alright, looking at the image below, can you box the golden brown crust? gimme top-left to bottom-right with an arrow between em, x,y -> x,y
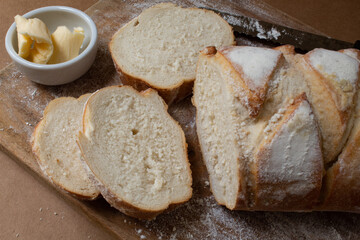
319,137 -> 360,213
304,51 -> 357,122
233,156 -> 247,210
79,85 -> 192,219
113,63 -> 194,105
320,157 -> 360,212
320,74 -> 360,211
273,45 -> 295,55
339,48 -> 360,61
299,55 -> 349,164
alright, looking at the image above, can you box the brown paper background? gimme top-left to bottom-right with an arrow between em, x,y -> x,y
0,0 -> 359,239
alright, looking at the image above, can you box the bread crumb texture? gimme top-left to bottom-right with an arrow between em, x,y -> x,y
79,86 -> 192,214
32,94 -> 99,199
110,3 -> 234,88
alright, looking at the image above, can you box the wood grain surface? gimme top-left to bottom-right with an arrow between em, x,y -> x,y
1,0 -> 359,239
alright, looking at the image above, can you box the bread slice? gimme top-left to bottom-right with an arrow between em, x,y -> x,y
193,46 -> 246,209
299,48 -> 360,164
320,49 -> 360,211
109,3 -> 235,104
32,94 -> 100,200
78,86 -> 192,219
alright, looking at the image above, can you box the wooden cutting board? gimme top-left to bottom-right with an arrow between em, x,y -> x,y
1,0 -> 359,239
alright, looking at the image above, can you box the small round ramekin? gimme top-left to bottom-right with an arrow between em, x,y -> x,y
5,6 -> 98,85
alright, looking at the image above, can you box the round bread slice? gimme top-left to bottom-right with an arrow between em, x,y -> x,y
78,86 -> 192,219
109,3 -> 235,104
32,94 -> 100,200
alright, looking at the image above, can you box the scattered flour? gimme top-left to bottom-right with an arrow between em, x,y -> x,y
223,14 -> 281,40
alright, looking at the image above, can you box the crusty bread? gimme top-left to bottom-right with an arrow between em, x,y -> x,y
320,49 -> 360,211
78,86 -> 192,219
32,94 -> 100,200
194,45 -> 322,210
252,94 -> 323,210
109,3 -> 235,104
194,45 -> 360,212
321,91 -> 360,211
299,48 -> 359,164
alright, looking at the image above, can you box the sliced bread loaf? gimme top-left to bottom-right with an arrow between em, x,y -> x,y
32,94 -> 100,200
193,46 -> 323,210
78,86 -> 192,219
109,3 -> 235,104
193,46 -> 360,212
194,45 -> 360,212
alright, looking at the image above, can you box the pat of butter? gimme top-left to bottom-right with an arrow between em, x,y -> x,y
48,26 -> 85,64
15,15 -> 53,64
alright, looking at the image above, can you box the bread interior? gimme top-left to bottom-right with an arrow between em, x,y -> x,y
79,87 -> 192,210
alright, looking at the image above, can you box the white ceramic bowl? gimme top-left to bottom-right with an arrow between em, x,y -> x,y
5,6 -> 98,85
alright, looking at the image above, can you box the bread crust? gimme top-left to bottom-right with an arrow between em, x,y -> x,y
319,50 -> 360,212
319,128 -> 360,213
78,85 -> 192,219
195,45 -> 360,213
299,50 -> 359,164
109,3 -> 235,105
320,147 -> 360,212
31,95 -> 100,200
251,94 -> 323,210
112,62 -> 194,105
217,46 -> 284,118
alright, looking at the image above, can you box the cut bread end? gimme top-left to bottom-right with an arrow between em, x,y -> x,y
78,86 -> 192,219
194,48 -> 246,210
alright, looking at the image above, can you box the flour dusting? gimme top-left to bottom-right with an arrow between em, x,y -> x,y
223,14 -> 282,40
